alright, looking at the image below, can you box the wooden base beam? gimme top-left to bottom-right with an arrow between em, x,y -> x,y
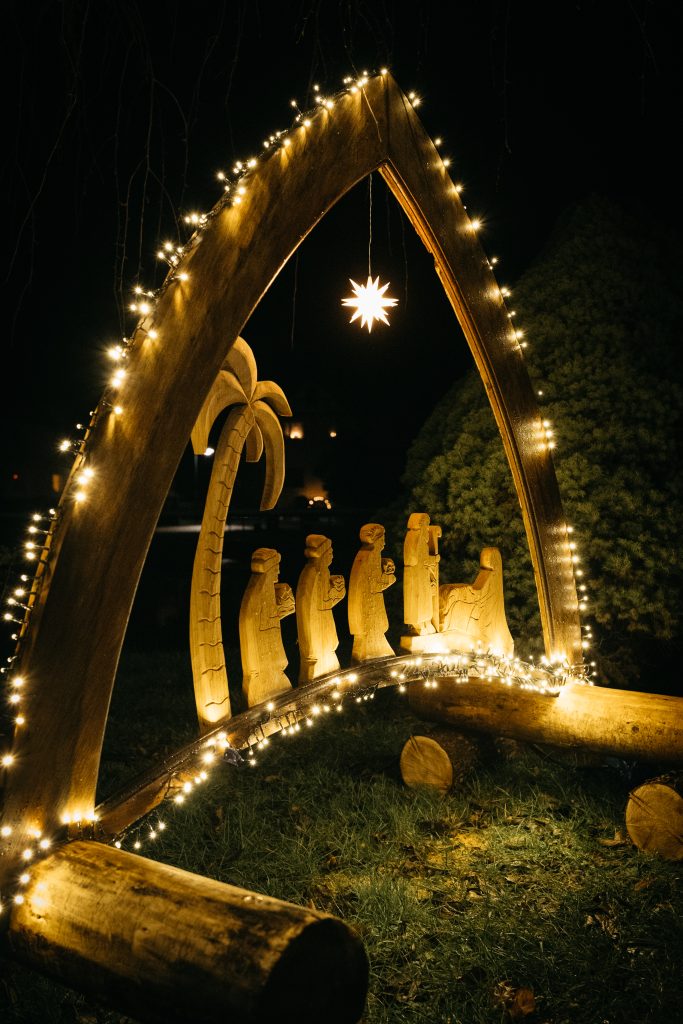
409,680 -> 683,765
5,841 -> 368,1024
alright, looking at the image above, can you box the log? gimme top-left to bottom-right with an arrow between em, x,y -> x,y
400,729 -> 485,793
6,841 -> 368,1024
1,72 -> 581,848
408,679 -> 683,765
625,775 -> 683,861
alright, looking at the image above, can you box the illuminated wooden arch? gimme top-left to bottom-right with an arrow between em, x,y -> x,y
0,73 -> 581,850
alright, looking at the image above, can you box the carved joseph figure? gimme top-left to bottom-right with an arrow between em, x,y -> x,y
403,512 -> 439,635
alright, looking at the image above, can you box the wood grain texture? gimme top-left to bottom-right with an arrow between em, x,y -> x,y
400,735 -> 453,793
6,841 -> 368,1024
438,547 -> 515,657
625,777 -> 683,860
347,523 -> 395,662
240,548 -> 295,708
0,73 -> 581,879
296,535 -> 345,684
400,729 -> 486,793
409,679 -> 683,765
402,513 -> 439,646
189,338 -> 291,731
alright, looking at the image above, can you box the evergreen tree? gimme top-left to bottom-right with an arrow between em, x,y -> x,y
400,198 -> 683,689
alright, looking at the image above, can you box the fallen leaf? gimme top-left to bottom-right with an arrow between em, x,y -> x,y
510,987 -> 536,1019
493,981 -> 536,1019
634,876 -> 655,891
598,829 -> 627,847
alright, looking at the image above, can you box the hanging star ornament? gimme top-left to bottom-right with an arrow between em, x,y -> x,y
342,275 -> 398,332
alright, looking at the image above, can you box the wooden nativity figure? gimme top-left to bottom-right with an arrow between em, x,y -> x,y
296,534 -> 346,683
239,547 -> 296,708
401,512 -> 441,651
438,547 -> 515,657
348,523 -> 396,662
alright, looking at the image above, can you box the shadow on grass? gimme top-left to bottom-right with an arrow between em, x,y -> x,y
2,651 -> 681,1023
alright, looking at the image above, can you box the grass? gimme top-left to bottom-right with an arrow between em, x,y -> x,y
1,649 -> 682,1023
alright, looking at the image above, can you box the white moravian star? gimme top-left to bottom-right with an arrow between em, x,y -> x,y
342,275 -> 398,332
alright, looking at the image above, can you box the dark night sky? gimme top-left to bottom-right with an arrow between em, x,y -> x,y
1,0 -> 681,511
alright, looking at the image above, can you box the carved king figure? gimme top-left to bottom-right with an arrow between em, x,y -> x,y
239,547 -> 295,707
296,534 -> 346,683
348,523 -> 396,662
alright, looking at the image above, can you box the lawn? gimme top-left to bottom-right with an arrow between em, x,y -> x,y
1,649 -> 681,1023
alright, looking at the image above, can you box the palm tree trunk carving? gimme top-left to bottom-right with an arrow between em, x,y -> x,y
189,338 -> 291,732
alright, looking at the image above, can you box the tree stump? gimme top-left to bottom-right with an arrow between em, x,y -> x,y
625,775 -> 683,861
400,729 -> 484,793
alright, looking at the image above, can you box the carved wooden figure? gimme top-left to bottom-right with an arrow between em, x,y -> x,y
189,338 -> 291,731
428,524 -> 442,631
348,523 -> 396,662
239,548 -> 295,708
438,547 -> 515,657
296,534 -> 346,683
401,513 -> 440,650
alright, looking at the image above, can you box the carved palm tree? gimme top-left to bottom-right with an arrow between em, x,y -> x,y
190,337 -> 291,731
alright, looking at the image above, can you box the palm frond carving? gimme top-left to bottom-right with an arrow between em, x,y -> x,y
190,337 -> 291,730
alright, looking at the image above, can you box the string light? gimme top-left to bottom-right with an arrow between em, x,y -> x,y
1,66 -> 597,906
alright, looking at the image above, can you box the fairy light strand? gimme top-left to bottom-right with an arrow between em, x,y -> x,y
1,66 -> 596,908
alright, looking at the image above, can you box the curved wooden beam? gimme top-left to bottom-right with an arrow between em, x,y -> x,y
0,73 -> 580,875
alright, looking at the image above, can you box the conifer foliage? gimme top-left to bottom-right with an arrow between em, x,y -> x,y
401,199 -> 683,688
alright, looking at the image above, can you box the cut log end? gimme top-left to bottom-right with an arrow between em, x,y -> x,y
6,841 -> 368,1024
262,917 -> 368,1024
400,735 -> 453,793
400,730 -> 484,793
625,779 -> 683,861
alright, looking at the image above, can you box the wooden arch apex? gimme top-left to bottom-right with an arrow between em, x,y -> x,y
0,73 -> 581,859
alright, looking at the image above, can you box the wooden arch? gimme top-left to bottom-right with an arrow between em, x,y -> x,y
0,73 -> 581,857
